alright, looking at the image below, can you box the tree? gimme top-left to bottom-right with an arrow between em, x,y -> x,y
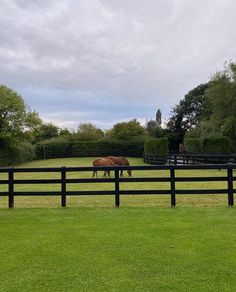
145,120 -> 158,137
194,62 -> 236,141
156,109 -> 162,127
59,128 -> 72,137
0,85 -> 42,144
145,119 -> 166,138
145,109 -> 164,137
109,119 -> 145,140
166,83 -> 209,138
73,123 -> 104,141
35,123 -> 60,142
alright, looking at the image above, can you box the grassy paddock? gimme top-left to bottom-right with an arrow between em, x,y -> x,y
0,207 -> 236,291
1,158 -> 236,290
0,157 -> 234,208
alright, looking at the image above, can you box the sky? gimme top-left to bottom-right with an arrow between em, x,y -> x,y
0,0 -> 236,130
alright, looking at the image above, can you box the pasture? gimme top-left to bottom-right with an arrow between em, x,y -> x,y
0,157 -> 234,208
1,158 -> 236,291
1,207 -> 236,291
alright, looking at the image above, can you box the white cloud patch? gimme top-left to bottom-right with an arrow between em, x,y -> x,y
0,0 -> 236,129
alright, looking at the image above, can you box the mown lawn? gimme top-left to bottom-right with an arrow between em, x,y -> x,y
0,158 -> 236,290
0,207 -> 236,291
0,157 -> 234,208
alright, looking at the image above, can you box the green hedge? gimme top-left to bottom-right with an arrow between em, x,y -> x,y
36,138 -> 145,159
144,138 -> 169,164
0,143 -> 36,166
36,137 -> 71,159
184,138 -> 201,153
71,139 -> 144,157
231,139 -> 236,152
184,137 -> 232,154
201,137 -> 231,154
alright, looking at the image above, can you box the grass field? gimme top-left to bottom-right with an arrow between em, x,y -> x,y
0,158 -> 236,291
0,157 -> 234,208
1,207 -> 236,291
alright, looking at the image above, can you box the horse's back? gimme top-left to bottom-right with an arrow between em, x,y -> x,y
93,157 -> 115,166
107,156 -> 130,166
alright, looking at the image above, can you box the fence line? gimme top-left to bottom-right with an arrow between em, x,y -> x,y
144,153 -> 236,165
0,164 -> 235,208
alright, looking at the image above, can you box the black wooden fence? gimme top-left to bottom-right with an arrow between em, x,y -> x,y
0,164 -> 235,208
144,153 -> 236,165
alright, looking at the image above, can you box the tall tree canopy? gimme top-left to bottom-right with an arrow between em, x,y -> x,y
156,109 -> 162,127
0,85 -> 41,145
166,83 -> 209,138
193,62 -> 236,140
35,123 -> 60,142
146,109 -> 165,138
109,119 -> 145,140
73,123 -> 104,141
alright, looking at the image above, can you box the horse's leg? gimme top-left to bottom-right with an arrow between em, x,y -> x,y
120,170 -> 123,177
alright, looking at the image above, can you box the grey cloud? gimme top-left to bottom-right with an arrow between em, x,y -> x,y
0,0 -> 236,129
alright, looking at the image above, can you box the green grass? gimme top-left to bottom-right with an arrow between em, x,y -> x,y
0,207 -> 236,291
0,158 -> 236,290
0,157 -> 233,208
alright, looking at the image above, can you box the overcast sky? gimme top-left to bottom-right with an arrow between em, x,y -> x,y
1,0 -> 235,130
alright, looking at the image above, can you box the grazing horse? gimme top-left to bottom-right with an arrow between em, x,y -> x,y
92,158 -> 115,178
106,156 -> 131,177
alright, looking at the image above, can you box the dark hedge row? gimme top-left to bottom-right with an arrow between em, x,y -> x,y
144,138 -> 169,164
0,143 -> 36,166
184,137 -> 232,153
36,137 -> 145,159
184,138 -> 201,153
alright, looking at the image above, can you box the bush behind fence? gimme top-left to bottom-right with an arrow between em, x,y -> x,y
36,139 -> 145,160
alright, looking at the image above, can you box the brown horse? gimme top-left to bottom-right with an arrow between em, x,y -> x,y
106,156 -> 131,177
92,158 -> 115,178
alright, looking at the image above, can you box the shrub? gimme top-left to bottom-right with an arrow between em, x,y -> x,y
36,137 -> 71,159
144,138 -> 169,164
35,138 -> 145,159
201,137 -> 231,154
71,139 -> 144,157
231,139 -> 236,152
0,143 -> 36,166
16,143 -> 36,164
184,138 -> 201,153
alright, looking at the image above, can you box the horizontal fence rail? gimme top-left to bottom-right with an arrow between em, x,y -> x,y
0,164 -> 236,208
144,153 -> 236,165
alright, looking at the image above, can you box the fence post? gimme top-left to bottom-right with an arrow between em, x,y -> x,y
227,167 -> 234,207
115,167 -> 120,207
8,167 -> 14,208
61,166 -> 66,207
170,167 -> 176,208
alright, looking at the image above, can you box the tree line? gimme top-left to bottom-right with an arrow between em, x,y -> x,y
0,61 -> 235,164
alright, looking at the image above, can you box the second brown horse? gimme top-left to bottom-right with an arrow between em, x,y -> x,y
106,156 -> 132,177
